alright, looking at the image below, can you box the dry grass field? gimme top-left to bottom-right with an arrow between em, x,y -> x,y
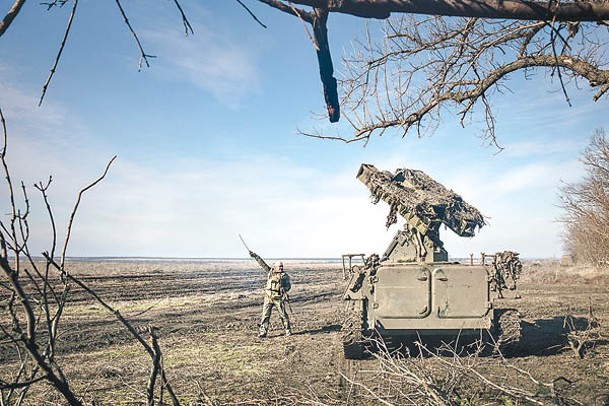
1,258 -> 608,405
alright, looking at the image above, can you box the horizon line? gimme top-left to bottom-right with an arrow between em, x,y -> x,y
19,255 -> 556,262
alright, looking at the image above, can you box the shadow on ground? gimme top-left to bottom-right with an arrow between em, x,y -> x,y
295,324 -> 342,336
519,316 -> 608,357
338,315 -> 609,360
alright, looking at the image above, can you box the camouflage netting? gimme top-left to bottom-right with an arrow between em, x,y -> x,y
357,163 -> 486,237
493,250 -> 523,288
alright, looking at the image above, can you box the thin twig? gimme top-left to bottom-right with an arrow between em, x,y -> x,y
235,0 -> 267,28
60,155 -> 116,270
146,327 -> 161,406
114,0 -> 156,71
43,255 -> 181,405
39,0 -> 78,106
171,0 -> 194,35
549,14 -> 572,107
289,1 -> 317,49
299,130 -> 365,144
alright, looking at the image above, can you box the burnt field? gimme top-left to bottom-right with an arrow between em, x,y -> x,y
1,259 -> 608,405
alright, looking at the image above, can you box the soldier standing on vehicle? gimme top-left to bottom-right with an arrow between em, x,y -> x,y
249,250 -> 291,338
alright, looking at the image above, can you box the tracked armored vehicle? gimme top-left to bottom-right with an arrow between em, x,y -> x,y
342,164 -> 522,359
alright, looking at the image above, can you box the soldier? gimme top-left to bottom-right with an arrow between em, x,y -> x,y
249,250 -> 292,338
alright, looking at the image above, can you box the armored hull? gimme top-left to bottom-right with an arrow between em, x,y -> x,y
342,261 -> 520,359
356,262 -> 493,335
341,164 -> 522,359
343,262 -> 494,339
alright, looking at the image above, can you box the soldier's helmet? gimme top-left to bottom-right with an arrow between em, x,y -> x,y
273,261 -> 284,270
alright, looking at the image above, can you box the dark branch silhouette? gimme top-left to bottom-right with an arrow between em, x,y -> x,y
0,108 -> 180,405
3,1 -> 609,137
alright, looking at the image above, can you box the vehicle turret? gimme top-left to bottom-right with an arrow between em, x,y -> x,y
357,163 -> 485,262
341,163 -> 522,360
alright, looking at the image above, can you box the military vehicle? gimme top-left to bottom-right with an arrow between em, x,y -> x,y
342,164 -> 522,359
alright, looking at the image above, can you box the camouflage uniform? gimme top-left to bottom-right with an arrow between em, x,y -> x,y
250,251 -> 291,337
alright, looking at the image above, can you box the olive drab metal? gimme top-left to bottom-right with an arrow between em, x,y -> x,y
356,163 -> 486,263
341,164 -> 522,359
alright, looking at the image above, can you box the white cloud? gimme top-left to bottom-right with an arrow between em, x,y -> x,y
502,138 -> 584,158
0,79 -> 383,258
0,81 -> 66,133
494,164 -> 555,194
140,18 -> 262,107
0,78 -> 122,255
0,127 -> 580,259
434,159 -> 582,258
347,139 -> 584,259
0,49 -> 592,260
63,155 -> 394,258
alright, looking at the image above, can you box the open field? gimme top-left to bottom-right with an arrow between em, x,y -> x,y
1,259 -> 608,405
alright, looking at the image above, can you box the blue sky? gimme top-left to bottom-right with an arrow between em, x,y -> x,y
0,2 -> 605,259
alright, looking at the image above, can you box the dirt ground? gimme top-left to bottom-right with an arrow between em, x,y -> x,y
2,258 -> 608,405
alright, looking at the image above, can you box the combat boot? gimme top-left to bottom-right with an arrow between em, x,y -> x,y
258,322 -> 268,338
258,327 -> 267,338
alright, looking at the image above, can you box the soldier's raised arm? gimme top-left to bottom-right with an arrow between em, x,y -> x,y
249,250 -> 271,273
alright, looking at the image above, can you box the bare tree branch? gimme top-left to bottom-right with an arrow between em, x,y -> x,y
0,376 -> 47,390
257,0 -> 314,21
322,16 -> 609,144
300,130 -> 366,143
59,155 -> 116,269
337,336 -> 581,405
268,0 -> 609,22
236,0 -> 268,28
0,0 -> 27,38
312,8 -> 340,122
171,0 -> 194,35
559,128 -> 609,266
113,0 -> 156,71
253,1 -> 609,130
0,128 -> 178,404
43,254 -> 181,405
39,0 -> 78,107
